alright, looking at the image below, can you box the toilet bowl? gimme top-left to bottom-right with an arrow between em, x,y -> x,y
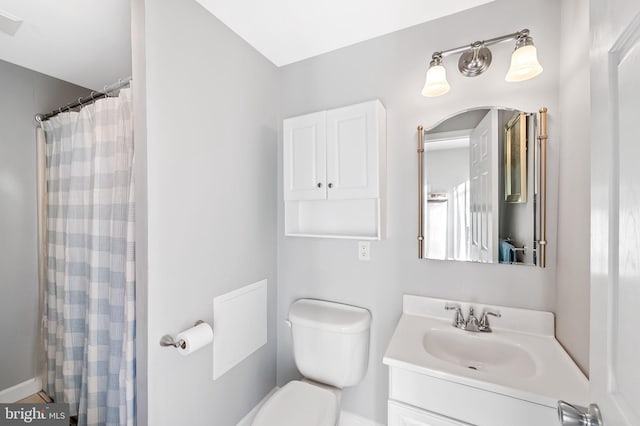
252,380 -> 340,426
252,299 -> 371,426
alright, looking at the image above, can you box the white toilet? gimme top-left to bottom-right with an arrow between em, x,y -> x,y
252,298 -> 372,426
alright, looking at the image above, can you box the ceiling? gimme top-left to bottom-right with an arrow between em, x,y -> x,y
0,0 -> 494,89
194,0 -> 496,66
0,0 -> 131,90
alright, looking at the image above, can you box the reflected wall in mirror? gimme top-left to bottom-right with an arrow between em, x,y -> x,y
419,107 -> 546,266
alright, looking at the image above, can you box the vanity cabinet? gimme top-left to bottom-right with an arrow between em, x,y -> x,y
388,400 -> 471,426
283,100 -> 386,239
386,366 -> 557,426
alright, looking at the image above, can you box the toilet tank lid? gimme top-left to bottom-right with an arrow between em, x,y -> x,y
289,299 -> 371,333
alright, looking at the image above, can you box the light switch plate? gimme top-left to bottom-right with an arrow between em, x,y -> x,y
358,241 -> 370,261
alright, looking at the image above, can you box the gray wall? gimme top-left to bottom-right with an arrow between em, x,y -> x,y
277,0 -> 562,423
0,59 -> 87,392
135,0 -> 279,424
426,148 -> 469,195
556,0 -> 591,374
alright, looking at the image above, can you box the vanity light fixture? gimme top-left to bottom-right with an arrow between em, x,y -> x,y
421,29 -> 543,97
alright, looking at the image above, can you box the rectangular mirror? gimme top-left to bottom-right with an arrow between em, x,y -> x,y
419,107 -> 546,266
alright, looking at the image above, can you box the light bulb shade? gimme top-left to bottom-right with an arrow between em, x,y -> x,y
422,64 -> 450,97
505,44 -> 543,82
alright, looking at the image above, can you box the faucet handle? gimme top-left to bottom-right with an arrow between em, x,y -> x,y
445,303 -> 465,328
479,309 -> 501,332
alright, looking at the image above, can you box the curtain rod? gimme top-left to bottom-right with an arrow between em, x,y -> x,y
35,76 -> 132,123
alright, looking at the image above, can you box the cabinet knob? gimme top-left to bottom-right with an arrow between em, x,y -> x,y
328,183 -> 333,188
317,182 -> 323,188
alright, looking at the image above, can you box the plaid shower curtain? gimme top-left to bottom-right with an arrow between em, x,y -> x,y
41,88 -> 135,426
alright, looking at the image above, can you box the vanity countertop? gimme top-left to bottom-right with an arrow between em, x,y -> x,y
383,295 -> 589,409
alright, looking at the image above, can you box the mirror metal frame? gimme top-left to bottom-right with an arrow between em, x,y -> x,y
417,125 -> 425,259
538,107 -> 548,267
416,106 -> 548,267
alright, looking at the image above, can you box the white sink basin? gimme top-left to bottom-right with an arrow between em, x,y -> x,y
422,328 -> 537,378
383,296 -> 590,426
383,295 -> 589,410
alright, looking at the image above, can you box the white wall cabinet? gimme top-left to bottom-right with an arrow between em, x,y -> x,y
283,100 -> 386,239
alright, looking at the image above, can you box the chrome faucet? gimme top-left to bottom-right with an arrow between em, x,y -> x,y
445,304 -> 501,332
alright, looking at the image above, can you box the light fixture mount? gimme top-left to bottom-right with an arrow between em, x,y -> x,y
430,53 -> 443,67
515,33 -> 535,49
458,43 -> 492,77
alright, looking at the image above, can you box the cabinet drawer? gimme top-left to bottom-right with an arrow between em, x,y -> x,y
388,400 -> 472,426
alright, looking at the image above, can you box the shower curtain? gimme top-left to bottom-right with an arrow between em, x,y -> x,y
40,88 -> 135,426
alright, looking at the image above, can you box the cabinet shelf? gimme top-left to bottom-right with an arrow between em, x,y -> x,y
284,198 -> 381,240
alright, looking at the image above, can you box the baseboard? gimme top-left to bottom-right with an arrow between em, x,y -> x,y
0,377 -> 43,403
236,386 -> 385,426
339,410 -> 386,426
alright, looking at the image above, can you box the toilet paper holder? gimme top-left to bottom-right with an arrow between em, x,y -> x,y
160,320 -> 205,349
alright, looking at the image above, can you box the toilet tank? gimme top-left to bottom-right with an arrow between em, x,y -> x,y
289,299 -> 371,388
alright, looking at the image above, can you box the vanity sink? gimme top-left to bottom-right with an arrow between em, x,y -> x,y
383,295 -> 589,426
422,328 -> 537,378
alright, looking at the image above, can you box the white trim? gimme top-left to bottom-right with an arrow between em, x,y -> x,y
339,410 -> 386,426
0,377 -> 43,403
236,386 -> 385,426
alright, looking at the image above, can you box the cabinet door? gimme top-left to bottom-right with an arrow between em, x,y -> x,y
326,101 -> 381,200
283,111 -> 327,200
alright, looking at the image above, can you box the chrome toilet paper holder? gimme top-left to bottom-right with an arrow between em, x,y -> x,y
160,320 -> 205,349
